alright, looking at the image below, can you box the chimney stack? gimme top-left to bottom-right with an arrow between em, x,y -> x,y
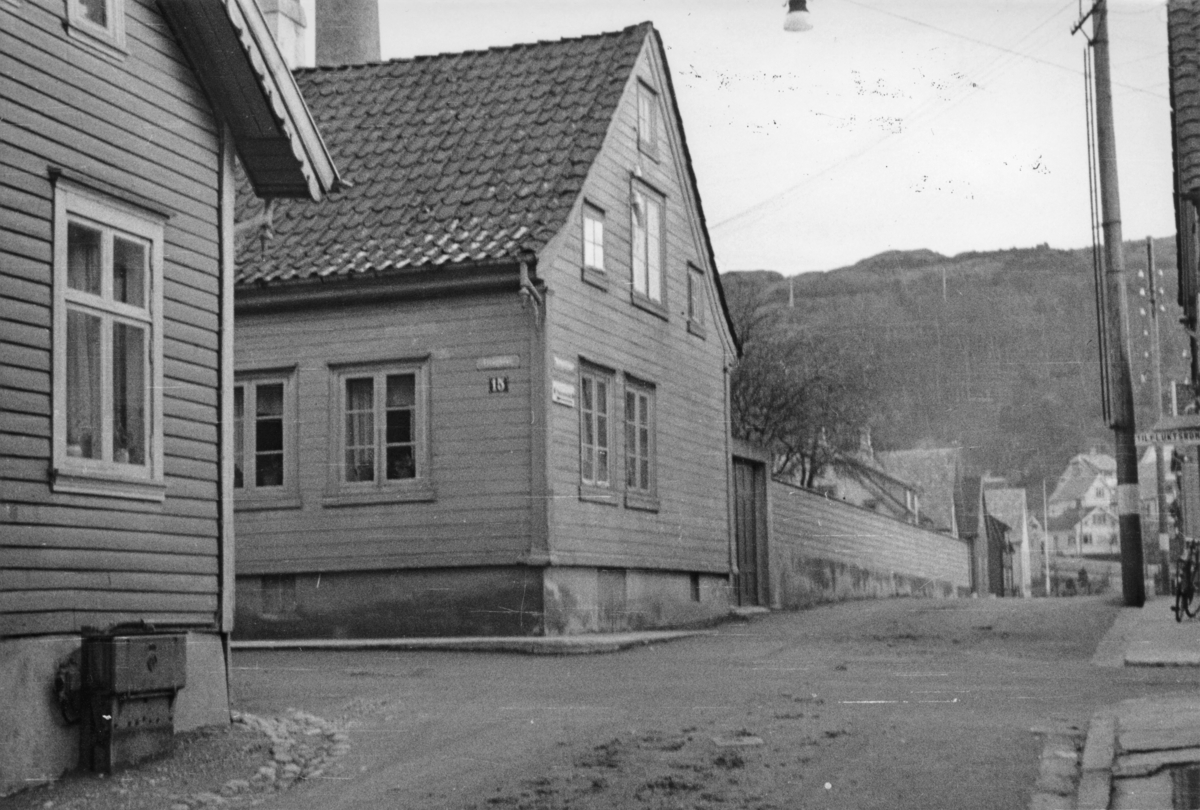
259,0 -> 308,69
316,0 -> 380,66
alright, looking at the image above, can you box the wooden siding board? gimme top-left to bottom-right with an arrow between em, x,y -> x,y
539,45 -> 734,573
0,319 -> 49,353
0,589 -> 218,614
1,610 -> 214,637
234,293 -> 536,573
0,569 -> 215,594
4,546 -> 216,575
3,524 -> 216,556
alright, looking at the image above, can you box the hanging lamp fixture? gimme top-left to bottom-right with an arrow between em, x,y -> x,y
784,0 -> 813,32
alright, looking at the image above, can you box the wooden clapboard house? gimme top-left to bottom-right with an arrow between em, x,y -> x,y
233,23 -> 740,638
1,0 -> 338,791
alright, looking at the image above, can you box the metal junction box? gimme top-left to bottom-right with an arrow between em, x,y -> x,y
80,632 -> 187,773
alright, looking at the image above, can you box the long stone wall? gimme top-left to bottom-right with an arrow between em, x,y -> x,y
768,480 -> 972,608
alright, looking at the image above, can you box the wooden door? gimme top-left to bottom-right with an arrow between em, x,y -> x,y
733,457 -> 767,606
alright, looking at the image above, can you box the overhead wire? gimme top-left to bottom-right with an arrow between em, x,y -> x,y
712,0 -> 1080,234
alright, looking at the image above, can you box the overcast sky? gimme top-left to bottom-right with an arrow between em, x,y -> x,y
299,0 -> 1173,275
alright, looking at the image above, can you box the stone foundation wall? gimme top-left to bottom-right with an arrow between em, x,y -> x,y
0,632 -> 228,797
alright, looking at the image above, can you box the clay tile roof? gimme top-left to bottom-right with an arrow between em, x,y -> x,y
235,23 -> 652,287
1171,1 -> 1200,198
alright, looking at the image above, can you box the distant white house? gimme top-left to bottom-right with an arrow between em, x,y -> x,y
1046,451 -> 1116,519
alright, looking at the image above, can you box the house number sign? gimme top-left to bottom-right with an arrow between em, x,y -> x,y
488,376 -> 509,394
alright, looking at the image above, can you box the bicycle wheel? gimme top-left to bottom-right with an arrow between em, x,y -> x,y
1186,574 -> 1200,618
1175,564 -> 1193,622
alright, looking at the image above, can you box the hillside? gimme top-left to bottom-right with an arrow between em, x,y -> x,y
721,238 -> 1187,505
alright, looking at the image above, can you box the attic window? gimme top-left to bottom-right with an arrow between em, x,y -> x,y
66,0 -> 127,60
637,82 -> 659,160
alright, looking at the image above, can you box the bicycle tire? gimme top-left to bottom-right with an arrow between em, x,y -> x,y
1187,577 -> 1200,618
1175,562 -> 1193,622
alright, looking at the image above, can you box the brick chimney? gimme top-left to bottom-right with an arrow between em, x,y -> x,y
259,0 -> 308,69
315,0 -> 380,66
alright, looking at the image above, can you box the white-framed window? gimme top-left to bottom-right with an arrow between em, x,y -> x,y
584,203 -> 605,272
637,81 -> 659,159
234,371 -> 300,508
624,377 -> 657,510
579,364 -> 614,501
326,360 -> 433,505
687,263 -> 706,337
582,202 -> 607,289
631,184 -> 665,309
65,0 -> 127,60
51,181 -> 164,501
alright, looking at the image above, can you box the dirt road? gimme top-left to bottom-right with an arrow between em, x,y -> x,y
226,595 -> 1200,810
7,595 -> 1199,810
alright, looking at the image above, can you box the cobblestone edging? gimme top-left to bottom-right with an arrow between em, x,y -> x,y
167,710 -> 350,809
1029,720 -> 1086,810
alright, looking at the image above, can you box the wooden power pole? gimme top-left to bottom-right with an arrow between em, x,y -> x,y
1086,0 -> 1145,606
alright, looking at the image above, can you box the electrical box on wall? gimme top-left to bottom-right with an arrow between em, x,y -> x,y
80,632 -> 187,772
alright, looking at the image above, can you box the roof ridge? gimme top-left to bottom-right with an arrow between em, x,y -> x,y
294,21 -> 654,73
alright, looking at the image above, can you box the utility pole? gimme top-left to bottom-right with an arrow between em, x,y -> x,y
1077,0 -> 1145,606
1146,236 -> 1170,594
1043,478 -> 1052,595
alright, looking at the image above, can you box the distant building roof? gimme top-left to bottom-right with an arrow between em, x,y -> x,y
877,447 -> 961,534
1048,451 -> 1115,505
236,24 -> 651,286
983,487 -> 1027,540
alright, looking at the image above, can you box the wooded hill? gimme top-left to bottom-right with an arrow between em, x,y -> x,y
721,237 -> 1187,507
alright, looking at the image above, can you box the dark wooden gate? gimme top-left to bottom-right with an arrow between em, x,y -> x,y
733,457 -> 768,606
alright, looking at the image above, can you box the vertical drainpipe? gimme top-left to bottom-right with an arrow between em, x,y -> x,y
217,126 -> 236,699
521,258 -> 550,633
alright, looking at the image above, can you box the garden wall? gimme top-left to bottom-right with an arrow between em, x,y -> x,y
768,480 -> 972,608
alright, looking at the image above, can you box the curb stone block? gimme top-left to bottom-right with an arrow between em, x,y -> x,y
1075,770 -> 1111,810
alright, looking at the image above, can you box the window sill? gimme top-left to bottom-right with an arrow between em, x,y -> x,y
631,293 -> 668,321
687,319 -> 707,339
65,22 -> 128,64
582,265 -> 609,291
51,467 -> 166,502
235,493 -> 303,512
322,483 -> 436,508
579,484 -> 618,506
624,491 -> 660,512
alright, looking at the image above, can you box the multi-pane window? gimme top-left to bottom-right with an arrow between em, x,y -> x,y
52,182 -> 163,500
583,204 -> 605,273
637,82 -> 659,158
233,377 -> 289,491
337,366 -> 424,487
624,381 -> 655,494
580,368 -> 613,488
631,187 -> 664,303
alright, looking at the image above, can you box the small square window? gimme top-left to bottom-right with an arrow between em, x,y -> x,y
66,0 -> 127,60
637,82 -> 659,159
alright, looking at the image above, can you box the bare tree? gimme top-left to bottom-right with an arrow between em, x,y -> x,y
728,281 -> 875,485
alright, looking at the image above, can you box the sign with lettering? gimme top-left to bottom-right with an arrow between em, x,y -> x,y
488,376 -> 509,394
552,381 -> 576,407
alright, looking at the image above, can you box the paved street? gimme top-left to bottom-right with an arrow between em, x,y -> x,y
226,595 -> 1200,810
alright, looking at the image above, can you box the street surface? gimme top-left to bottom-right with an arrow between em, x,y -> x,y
228,595 -> 1200,810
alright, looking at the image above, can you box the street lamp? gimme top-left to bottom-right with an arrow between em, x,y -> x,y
784,0 -> 813,32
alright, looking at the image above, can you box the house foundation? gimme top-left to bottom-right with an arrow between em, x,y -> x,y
234,566 -> 731,639
0,633 -> 229,797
